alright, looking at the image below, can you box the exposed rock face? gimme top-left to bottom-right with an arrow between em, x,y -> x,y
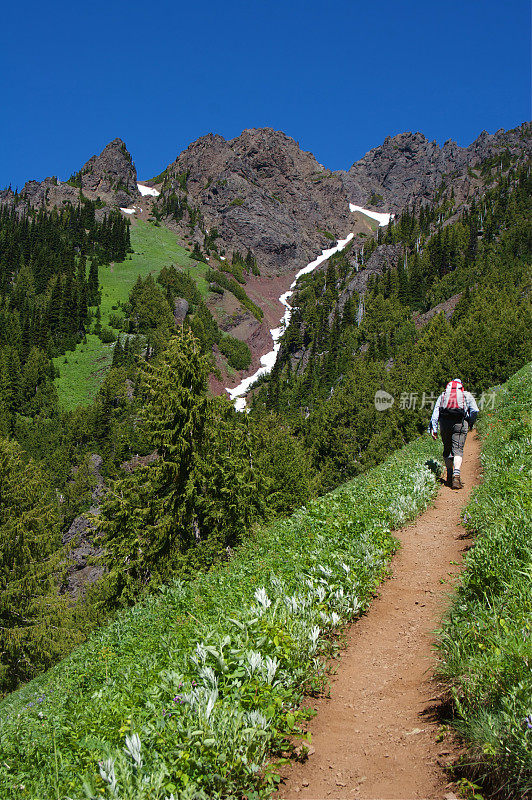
159,128 -> 352,275
413,293 -> 462,328
0,177 -> 79,210
0,137 -> 138,212
62,513 -> 104,598
62,454 -> 106,598
2,124 -> 529,280
338,244 -> 404,312
76,137 -> 138,206
174,297 -> 189,325
157,123 -> 531,276
343,123 -> 532,211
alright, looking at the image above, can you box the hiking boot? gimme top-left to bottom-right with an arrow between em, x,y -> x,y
452,475 -> 463,490
446,471 -> 454,487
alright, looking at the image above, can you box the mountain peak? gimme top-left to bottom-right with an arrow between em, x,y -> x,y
79,138 -> 137,201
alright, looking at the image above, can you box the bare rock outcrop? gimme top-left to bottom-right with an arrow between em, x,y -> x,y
155,122 -> 531,277
0,137 -> 138,213
343,123 -> 532,211
76,137 -> 138,206
157,128 -> 352,276
62,454 -> 106,598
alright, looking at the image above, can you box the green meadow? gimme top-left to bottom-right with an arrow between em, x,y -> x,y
54,220 -> 210,410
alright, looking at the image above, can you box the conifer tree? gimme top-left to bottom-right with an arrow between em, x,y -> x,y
0,439 -> 82,694
98,330 -> 265,605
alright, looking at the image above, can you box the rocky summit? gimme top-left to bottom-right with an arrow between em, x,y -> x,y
152,123 -> 531,274
0,137 -> 138,212
343,123 -> 532,210
1,123 -> 530,276
156,128 -> 353,275
74,137 -> 138,206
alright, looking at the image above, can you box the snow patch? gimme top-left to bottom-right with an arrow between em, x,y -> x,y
137,183 -> 160,197
226,233 -> 354,410
120,207 -> 136,214
349,204 -> 393,227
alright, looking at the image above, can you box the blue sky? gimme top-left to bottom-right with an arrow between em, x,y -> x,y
1,0 -> 530,188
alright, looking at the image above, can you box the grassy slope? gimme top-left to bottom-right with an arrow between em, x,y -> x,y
0,433 -> 441,800
436,363 -> 532,798
53,221 -> 209,411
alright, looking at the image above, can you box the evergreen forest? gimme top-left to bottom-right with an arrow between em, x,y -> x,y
0,147 -> 530,800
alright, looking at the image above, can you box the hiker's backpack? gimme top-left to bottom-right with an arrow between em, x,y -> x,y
441,380 -> 467,416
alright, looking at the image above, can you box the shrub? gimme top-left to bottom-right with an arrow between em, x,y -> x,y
98,326 -> 117,343
108,313 -> 127,331
219,335 -> 252,370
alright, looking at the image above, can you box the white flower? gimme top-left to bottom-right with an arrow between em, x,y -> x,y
204,688 -> 218,720
254,587 -> 272,612
315,586 -> 326,602
247,710 -> 268,729
350,597 -> 361,614
263,656 -> 279,684
99,758 -> 117,793
284,595 -> 299,614
199,666 -> 217,687
195,642 -> 207,664
246,650 -> 263,675
124,733 -> 142,767
309,626 -> 321,651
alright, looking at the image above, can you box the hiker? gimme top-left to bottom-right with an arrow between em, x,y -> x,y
429,379 -> 479,489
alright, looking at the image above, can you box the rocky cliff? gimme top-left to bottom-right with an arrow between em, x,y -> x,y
75,137 -> 138,205
0,137 -> 138,212
153,122 -> 531,275
156,128 -> 353,275
2,124 -> 529,277
343,123 -> 532,211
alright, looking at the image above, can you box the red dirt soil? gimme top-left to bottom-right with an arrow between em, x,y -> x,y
208,273 -> 294,397
276,435 -> 482,800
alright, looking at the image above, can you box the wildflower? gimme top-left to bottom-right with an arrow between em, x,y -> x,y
199,666 -> 217,687
246,650 -> 263,675
316,586 -> 326,602
525,714 -> 532,731
247,710 -> 268,729
309,626 -> 321,651
190,642 -> 207,667
99,758 -> 117,793
204,688 -> 218,720
284,595 -> 299,614
264,656 -> 279,684
254,587 -> 272,613
124,733 -> 142,767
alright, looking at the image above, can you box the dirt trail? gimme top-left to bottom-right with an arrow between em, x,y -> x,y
278,435 -> 481,800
